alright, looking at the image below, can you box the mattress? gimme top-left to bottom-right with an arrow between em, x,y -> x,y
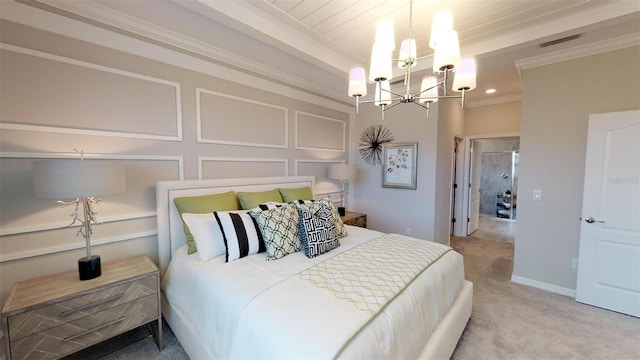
161,225 -> 465,359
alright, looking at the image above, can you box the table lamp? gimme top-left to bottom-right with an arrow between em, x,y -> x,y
328,163 -> 356,216
33,159 -> 125,280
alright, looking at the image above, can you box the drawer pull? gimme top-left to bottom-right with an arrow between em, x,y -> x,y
61,293 -> 124,317
63,316 -> 126,341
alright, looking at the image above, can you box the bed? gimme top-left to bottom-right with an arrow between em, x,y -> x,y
156,176 -> 472,359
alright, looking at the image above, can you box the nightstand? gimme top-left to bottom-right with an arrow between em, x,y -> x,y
341,211 -> 367,228
2,255 -> 161,360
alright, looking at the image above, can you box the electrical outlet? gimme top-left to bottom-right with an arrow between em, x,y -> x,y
571,258 -> 578,269
405,227 -> 412,235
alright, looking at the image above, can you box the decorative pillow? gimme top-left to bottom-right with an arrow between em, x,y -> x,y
292,196 -> 348,238
278,187 -> 314,202
249,204 -> 301,261
298,205 -> 339,258
214,210 -> 266,262
257,202 -> 285,211
181,213 -> 225,262
237,189 -> 283,210
174,191 -> 238,254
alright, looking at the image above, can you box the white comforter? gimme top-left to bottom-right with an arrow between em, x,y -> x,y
161,226 -> 465,359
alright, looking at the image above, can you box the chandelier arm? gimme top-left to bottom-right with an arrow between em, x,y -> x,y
411,77 -> 447,98
413,101 -> 432,111
382,100 -> 403,112
358,96 -> 403,105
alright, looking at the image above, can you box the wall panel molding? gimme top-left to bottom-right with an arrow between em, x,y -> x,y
295,111 -> 345,152
0,43 -> 183,141
198,156 -> 289,179
0,231 -> 157,263
0,152 -> 183,236
294,159 -> 344,176
196,88 -> 288,148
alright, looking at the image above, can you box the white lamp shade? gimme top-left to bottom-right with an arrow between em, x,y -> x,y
420,76 -> 439,103
348,67 -> 368,97
433,30 -> 460,72
328,164 -> 356,181
374,20 -> 395,52
452,58 -> 477,91
397,39 -> 417,68
33,159 -> 126,199
369,44 -> 393,82
374,80 -> 392,106
429,11 -> 453,49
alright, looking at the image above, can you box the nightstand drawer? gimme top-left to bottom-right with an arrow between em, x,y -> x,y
8,274 -> 157,341
9,293 -> 158,360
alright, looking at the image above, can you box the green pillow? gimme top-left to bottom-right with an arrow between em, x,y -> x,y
174,191 -> 238,254
237,189 -> 283,210
278,187 -> 313,202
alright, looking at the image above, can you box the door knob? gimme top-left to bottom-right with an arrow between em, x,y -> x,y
584,217 -> 604,224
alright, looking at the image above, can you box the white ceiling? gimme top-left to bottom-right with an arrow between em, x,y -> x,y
15,0 -> 640,106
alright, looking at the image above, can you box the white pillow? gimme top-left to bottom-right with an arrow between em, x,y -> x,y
181,213 -> 226,262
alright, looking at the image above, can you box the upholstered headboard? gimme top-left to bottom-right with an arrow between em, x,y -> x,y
156,176 -> 315,275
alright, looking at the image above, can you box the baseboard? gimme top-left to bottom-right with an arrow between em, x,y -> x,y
511,275 -> 576,298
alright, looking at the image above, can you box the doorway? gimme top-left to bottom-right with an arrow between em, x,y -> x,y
460,135 -> 520,240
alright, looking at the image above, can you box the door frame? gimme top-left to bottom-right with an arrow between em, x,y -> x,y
457,132 -> 520,237
450,135 -> 464,236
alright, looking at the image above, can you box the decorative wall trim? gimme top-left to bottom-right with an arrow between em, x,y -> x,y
195,88 -> 289,148
294,111 -> 346,152
197,157 -> 289,179
0,43 -> 183,141
511,275 -> 576,298
294,159 -> 345,176
0,230 -> 157,263
0,152 -> 184,235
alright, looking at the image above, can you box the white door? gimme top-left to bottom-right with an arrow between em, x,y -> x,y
576,110 -> 640,317
467,140 -> 482,235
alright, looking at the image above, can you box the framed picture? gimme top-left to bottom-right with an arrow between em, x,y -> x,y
382,142 -> 418,189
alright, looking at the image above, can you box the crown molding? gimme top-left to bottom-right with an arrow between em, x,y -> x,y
516,33 -> 640,71
466,94 -> 522,108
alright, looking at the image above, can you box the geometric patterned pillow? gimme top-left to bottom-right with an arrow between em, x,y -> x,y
214,210 -> 266,262
249,204 -> 301,261
298,205 -> 339,258
293,196 -> 348,239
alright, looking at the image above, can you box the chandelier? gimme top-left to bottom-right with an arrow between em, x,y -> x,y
347,0 -> 477,119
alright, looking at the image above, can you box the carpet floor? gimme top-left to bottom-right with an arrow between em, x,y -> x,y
74,236 -> 639,360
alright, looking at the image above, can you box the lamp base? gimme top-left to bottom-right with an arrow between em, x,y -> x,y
78,255 -> 101,281
338,206 -> 346,216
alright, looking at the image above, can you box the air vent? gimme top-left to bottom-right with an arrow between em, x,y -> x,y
539,34 -> 581,48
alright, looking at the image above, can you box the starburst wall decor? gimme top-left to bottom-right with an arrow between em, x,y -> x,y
359,125 -> 394,165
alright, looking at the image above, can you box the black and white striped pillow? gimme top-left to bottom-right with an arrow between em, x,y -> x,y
214,210 -> 266,262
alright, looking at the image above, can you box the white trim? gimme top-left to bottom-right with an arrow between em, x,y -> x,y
0,1 -> 351,111
0,230 -> 157,263
34,0 -> 349,103
0,211 -> 156,237
0,151 -> 185,180
511,275 -> 576,298
293,159 -> 345,176
197,157 -> 289,179
466,94 -> 522,108
294,111 -> 346,152
195,88 -> 288,149
0,43 -> 183,141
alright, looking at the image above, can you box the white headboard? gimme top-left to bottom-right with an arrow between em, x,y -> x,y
156,176 -> 315,275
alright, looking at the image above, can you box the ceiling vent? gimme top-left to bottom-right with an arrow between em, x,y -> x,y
539,34 -> 581,48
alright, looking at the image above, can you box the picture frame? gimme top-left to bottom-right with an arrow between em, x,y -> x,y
382,142 -> 418,189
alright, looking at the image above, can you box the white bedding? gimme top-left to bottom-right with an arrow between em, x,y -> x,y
161,225 -> 465,359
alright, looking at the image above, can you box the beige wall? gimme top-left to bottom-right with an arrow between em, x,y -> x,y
513,46 -> 640,293
351,102 -> 439,240
465,101 -> 521,136
0,20 -> 351,307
